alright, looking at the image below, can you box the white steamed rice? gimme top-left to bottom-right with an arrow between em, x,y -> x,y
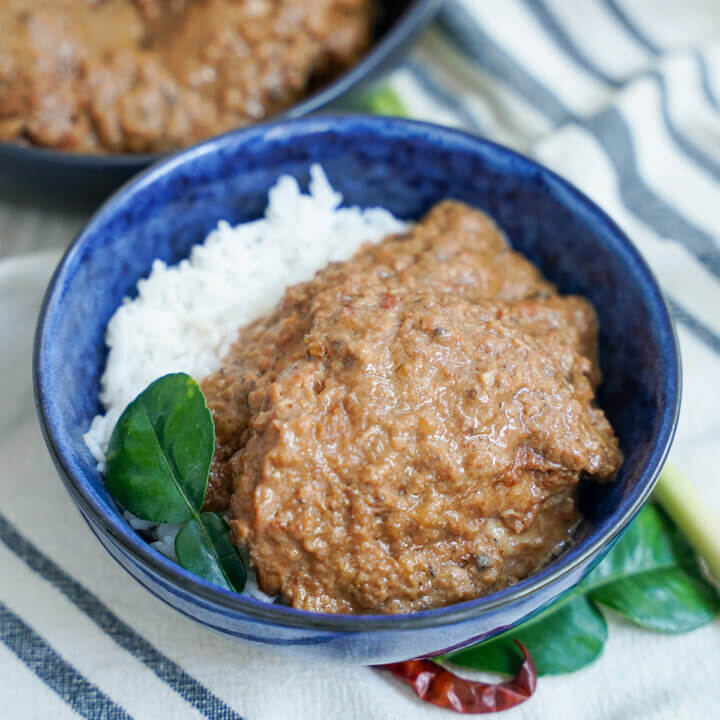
83,165 -> 408,597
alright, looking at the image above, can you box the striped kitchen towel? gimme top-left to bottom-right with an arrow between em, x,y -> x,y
1,1 -> 719,718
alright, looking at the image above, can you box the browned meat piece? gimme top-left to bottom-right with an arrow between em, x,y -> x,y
0,0 -> 373,153
201,201 -> 623,613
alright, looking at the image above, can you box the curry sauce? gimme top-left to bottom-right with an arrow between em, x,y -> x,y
0,0 -> 373,153
201,201 -> 623,614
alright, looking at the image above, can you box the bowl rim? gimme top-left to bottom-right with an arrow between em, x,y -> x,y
0,0 -> 442,169
34,114 -> 681,632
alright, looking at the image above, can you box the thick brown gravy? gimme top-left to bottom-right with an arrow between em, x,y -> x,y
201,201 -> 623,614
0,0 -> 372,153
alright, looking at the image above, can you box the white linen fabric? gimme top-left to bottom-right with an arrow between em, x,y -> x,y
1,1 -> 719,718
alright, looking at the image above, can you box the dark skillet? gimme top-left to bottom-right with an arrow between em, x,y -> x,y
0,0 -> 442,211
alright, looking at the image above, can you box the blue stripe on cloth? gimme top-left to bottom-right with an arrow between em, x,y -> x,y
403,59 -> 486,133
667,297 -> 720,354
517,4 -> 720,189
520,1 -> 720,184
520,0 -> 622,87
432,4 -> 720,357
585,108 -> 720,280
436,4 -> 571,126
0,513 -> 244,720
437,6 -> 720,277
695,51 -> 720,109
600,0 -> 662,55
0,601 -> 132,720
651,70 -> 720,181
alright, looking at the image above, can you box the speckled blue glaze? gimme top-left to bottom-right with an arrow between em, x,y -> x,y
34,116 -> 680,664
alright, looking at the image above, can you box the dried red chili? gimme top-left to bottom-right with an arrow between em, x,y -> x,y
378,641 -> 537,714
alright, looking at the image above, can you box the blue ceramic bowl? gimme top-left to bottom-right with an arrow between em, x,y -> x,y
0,0 -> 441,210
34,116 -> 680,664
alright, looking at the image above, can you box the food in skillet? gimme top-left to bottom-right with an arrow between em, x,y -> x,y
0,0 -> 373,153
86,168 -> 623,614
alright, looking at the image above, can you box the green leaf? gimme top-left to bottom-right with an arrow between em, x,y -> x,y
349,84 -> 409,117
590,566 -> 720,632
175,513 -> 247,593
579,503 -> 695,590
443,504 -> 720,676
583,504 -> 720,632
444,596 -> 607,676
106,374 -> 247,594
106,373 -> 214,523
